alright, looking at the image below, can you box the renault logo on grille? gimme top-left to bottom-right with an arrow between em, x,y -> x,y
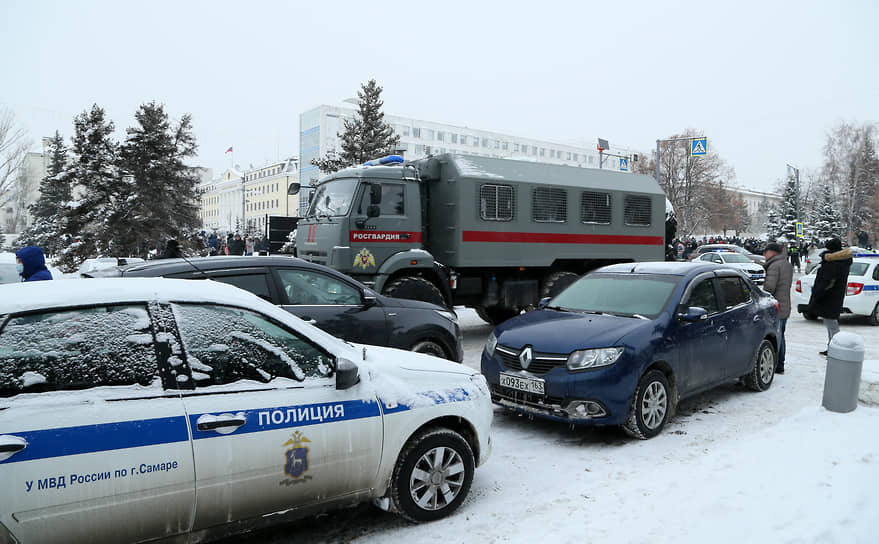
519,346 -> 533,370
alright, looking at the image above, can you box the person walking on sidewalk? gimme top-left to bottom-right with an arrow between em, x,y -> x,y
762,242 -> 793,373
806,238 -> 852,355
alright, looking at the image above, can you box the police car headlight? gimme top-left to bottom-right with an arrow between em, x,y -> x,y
485,332 -> 498,357
567,347 -> 624,371
434,310 -> 458,324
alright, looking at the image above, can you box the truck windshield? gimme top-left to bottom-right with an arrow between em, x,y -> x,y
549,274 -> 679,319
307,178 -> 359,217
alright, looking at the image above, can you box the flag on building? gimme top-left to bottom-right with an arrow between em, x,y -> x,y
225,146 -> 233,154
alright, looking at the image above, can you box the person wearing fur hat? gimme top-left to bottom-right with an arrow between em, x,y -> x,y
806,238 -> 852,355
763,242 -> 793,373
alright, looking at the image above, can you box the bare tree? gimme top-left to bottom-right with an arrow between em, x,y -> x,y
0,108 -> 31,231
651,129 -> 736,236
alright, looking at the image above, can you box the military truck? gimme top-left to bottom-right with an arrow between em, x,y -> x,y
296,153 -> 666,324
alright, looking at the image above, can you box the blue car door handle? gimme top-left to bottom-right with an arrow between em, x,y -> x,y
716,326 -> 727,334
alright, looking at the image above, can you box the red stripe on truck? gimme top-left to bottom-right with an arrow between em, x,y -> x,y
461,231 -> 664,245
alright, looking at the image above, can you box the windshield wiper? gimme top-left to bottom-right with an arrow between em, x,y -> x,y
545,305 -> 569,312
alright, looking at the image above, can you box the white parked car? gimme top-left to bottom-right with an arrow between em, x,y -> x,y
695,250 -> 766,284
77,257 -> 144,277
795,252 -> 879,325
0,278 -> 492,543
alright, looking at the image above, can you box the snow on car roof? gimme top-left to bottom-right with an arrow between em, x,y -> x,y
0,277 -> 263,314
0,277 -> 351,352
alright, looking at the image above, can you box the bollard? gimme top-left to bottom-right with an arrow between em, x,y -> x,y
822,332 -> 865,413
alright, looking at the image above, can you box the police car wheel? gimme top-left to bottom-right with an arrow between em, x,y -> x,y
411,339 -> 450,360
391,428 -> 475,522
622,370 -> 670,440
383,276 -> 446,308
744,339 -> 776,392
869,303 -> 879,326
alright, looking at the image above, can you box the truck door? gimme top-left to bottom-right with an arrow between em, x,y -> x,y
348,181 -> 422,275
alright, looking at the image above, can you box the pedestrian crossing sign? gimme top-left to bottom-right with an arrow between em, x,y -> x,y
619,158 -> 628,172
796,222 -> 803,237
690,138 -> 707,156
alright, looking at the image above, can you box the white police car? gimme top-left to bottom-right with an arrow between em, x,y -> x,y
0,278 -> 492,544
795,252 -> 879,325
695,250 -> 766,284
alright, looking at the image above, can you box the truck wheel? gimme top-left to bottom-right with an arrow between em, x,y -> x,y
383,276 -> 446,307
475,305 -> 518,325
801,311 -> 818,321
541,271 -> 579,298
390,428 -> 475,522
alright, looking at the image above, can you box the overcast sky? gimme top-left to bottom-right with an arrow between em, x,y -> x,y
2,0 -> 876,193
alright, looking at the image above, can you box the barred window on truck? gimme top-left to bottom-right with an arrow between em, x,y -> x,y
581,191 -> 612,224
479,184 -> 515,221
532,187 -> 567,223
624,195 -> 652,226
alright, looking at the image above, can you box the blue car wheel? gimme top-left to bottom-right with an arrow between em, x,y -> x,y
623,370 -> 670,439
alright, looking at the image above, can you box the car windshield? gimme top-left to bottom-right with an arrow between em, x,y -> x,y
306,178 -> 359,217
549,274 -> 679,318
721,253 -> 752,263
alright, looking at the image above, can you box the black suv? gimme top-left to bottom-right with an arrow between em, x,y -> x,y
93,256 -> 463,361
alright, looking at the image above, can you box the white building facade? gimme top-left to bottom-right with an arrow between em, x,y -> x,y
299,105 -> 636,215
197,158 -> 299,234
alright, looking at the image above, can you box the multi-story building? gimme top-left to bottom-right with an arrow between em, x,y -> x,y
299,104 -> 636,215
2,151 -> 46,233
197,158 -> 299,234
730,186 -> 783,233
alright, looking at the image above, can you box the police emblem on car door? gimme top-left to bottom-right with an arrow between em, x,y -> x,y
283,431 -> 311,483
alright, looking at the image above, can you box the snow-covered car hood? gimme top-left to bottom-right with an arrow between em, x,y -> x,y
357,344 -> 474,376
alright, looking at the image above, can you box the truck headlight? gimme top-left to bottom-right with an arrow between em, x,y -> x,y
567,347 -> 623,371
434,310 -> 458,324
485,332 -> 498,357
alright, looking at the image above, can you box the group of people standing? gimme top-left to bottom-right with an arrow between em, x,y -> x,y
204,232 -> 268,257
762,237 -> 853,374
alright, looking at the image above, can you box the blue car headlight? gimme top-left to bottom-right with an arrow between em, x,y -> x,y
485,332 -> 498,357
567,347 -> 624,371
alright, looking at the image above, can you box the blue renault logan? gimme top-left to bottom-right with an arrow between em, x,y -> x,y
481,262 -> 780,439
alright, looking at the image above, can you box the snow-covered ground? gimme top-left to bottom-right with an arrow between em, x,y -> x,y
237,280 -> 879,544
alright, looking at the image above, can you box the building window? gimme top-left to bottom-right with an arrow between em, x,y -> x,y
539,148 -> 545,157
459,135 -> 467,145
531,146 -> 537,156
624,195 -> 652,226
502,141 -> 508,151
437,131 -> 444,142
450,133 -> 458,144
403,126 -> 410,136
415,144 -> 423,154
479,184 -> 515,221
573,153 -> 578,161
514,143 -> 520,152
580,192 -> 612,224
493,140 -> 499,149
426,129 -> 435,140
566,152 -> 572,161
482,138 -> 489,148
412,127 -> 421,138
532,187 -> 567,223
550,150 -> 556,158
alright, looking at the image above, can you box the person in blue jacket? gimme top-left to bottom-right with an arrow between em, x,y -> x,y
15,246 -> 53,282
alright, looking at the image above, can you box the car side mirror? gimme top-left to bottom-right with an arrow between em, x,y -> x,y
287,182 -> 300,196
370,183 -> 382,205
678,306 -> 708,322
366,204 -> 381,218
335,358 -> 360,390
537,297 -> 551,309
362,293 -> 378,307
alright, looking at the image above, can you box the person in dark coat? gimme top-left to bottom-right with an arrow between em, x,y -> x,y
762,242 -> 793,373
229,234 -> 245,256
806,238 -> 852,355
15,246 -> 53,282
160,239 -> 184,259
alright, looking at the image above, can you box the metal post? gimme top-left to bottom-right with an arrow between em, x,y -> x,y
655,139 -> 661,183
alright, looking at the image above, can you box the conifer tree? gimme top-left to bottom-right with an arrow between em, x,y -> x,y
779,177 -> 799,241
56,104 -> 120,271
765,208 -> 782,240
116,101 -> 201,256
811,184 -> 843,240
313,79 -> 400,173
